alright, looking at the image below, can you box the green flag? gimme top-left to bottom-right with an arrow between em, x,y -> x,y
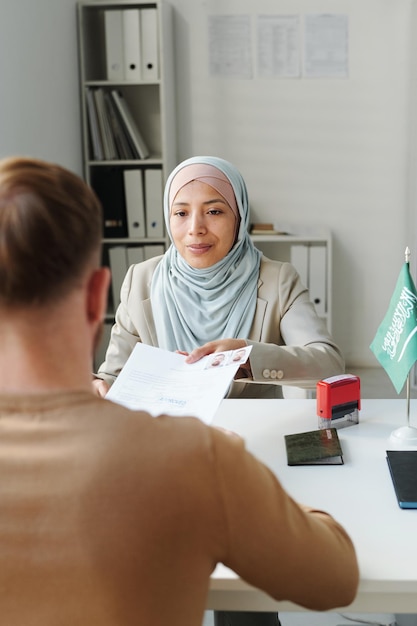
370,262 -> 417,393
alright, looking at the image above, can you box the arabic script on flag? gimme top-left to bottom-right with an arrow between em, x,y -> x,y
381,286 -> 417,362
370,262 -> 417,394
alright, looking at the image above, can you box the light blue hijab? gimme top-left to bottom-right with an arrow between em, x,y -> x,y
150,156 -> 262,353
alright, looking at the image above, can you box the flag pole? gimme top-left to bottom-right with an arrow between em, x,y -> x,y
407,374 -> 411,427
390,246 -> 417,444
406,247 -> 411,429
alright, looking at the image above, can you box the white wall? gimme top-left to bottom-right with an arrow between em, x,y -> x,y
1,0 -> 416,368
171,0 -> 417,368
0,0 -> 82,175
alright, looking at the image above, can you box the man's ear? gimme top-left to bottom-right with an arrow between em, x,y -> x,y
86,267 -> 111,323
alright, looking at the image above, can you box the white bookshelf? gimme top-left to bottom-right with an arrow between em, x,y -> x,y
77,0 -> 176,316
250,228 -> 332,333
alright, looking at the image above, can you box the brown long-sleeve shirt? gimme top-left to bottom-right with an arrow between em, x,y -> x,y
0,391 -> 358,625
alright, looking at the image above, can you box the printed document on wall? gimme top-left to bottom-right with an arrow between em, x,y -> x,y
257,15 -> 300,78
304,14 -> 349,78
208,15 -> 252,79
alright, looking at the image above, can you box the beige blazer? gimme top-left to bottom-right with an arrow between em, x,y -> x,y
98,256 -> 344,398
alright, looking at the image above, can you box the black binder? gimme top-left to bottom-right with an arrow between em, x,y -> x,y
91,168 -> 128,238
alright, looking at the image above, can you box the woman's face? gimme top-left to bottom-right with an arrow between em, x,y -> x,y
169,179 -> 238,269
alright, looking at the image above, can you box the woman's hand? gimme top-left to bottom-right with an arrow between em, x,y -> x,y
92,377 -> 110,398
185,339 -> 247,363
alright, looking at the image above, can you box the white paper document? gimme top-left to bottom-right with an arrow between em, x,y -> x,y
257,15 -> 300,78
208,15 -> 252,79
304,14 -> 349,78
106,343 -> 252,424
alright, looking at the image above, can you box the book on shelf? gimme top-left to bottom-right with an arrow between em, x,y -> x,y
85,88 -> 104,161
103,90 -> 135,161
309,245 -> 327,317
140,7 -> 159,80
126,246 -> 145,266
108,245 -> 128,310
123,9 -> 142,81
251,223 -> 274,231
144,244 -> 165,260
110,90 -> 150,160
284,428 -> 344,465
250,229 -> 281,235
123,169 -> 146,238
144,168 -> 164,237
105,8 -> 158,82
92,168 -> 127,238
250,223 -> 289,235
290,244 -> 309,288
93,88 -> 118,161
104,9 -> 124,80
86,87 -> 150,162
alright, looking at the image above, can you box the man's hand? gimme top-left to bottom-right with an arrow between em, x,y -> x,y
92,377 -> 110,398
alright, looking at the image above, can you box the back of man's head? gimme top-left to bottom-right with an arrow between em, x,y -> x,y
0,156 -> 103,308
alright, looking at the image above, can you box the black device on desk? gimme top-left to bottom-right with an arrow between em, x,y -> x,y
386,450 -> 417,509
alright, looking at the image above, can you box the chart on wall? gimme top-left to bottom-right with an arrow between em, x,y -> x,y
207,12 -> 349,80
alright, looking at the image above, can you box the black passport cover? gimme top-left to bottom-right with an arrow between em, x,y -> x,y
386,450 -> 417,509
285,428 -> 344,465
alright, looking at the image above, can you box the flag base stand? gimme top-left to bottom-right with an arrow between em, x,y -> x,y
390,425 -> 417,445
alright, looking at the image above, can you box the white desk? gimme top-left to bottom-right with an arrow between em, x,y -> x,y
208,399 -> 417,613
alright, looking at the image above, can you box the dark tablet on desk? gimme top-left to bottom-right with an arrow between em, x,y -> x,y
386,450 -> 417,509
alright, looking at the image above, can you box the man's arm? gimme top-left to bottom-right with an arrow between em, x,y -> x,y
210,427 -> 359,611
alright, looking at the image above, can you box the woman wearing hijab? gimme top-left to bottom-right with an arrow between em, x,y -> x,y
94,156 -> 345,625
94,155 -> 344,399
